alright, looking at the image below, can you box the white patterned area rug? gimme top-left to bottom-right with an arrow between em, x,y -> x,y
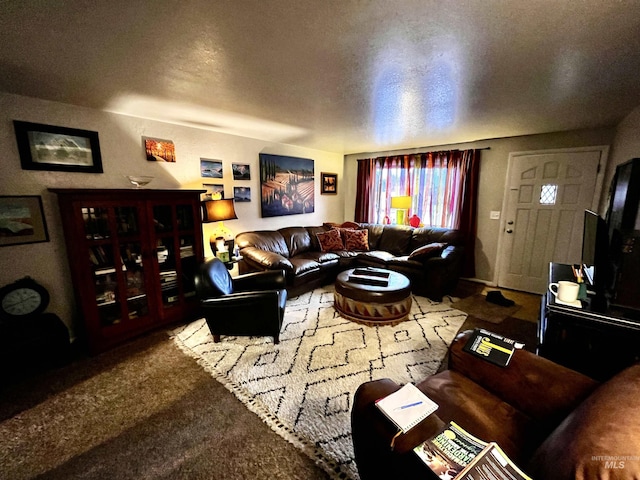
171,285 -> 466,480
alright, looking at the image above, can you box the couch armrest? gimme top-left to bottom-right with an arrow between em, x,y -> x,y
449,330 -> 599,423
233,269 -> 286,291
240,247 -> 293,272
527,363 -> 640,480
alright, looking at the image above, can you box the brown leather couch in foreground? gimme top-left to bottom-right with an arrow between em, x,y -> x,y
235,223 -> 465,299
351,330 -> 640,479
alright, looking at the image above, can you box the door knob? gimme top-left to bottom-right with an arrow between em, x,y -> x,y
506,229 -> 513,234
507,221 -> 514,225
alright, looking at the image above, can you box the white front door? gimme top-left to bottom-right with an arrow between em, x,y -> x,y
497,147 -> 608,294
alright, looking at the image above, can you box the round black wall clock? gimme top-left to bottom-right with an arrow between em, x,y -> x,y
0,276 -> 50,320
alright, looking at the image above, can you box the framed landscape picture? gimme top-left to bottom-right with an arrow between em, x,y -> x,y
201,159 -> 223,178
144,137 -> 176,162
233,186 -> 251,202
0,195 -> 49,247
203,183 -> 224,200
259,153 -> 314,217
232,163 -> 251,180
14,121 -> 103,173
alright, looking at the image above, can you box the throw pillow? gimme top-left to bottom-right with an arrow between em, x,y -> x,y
316,229 -> 345,252
408,242 -> 447,261
343,228 -> 369,251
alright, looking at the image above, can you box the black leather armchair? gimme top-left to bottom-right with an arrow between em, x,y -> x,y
194,258 -> 287,344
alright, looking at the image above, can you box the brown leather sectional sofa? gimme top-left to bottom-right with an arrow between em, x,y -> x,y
235,223 -> 465,299
351,330 -> 640,480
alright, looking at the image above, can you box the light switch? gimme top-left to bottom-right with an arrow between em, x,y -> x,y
490,211 -> 501,220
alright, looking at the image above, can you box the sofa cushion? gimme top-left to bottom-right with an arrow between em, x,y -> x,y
361,224 -> 385,250
527,363 -> 640,480
378,225 -> 413,255
411,227 -> 464,251
296,251 -> 340,264
236,231 -> 290,258
357,251 -> 396,265
306,225 -> 330,250
316,229 -> 344,252
278,226 -> 312,257
408,242 -> 447,261
289,257 -> 321,275
343,228 -> 369,251
240,247 -> 294,272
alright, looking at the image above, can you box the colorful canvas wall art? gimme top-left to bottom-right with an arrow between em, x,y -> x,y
259,153 -> 314,218
144,138 -> 176,162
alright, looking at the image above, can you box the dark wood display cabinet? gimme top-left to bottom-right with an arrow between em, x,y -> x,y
51,188 -> 205,353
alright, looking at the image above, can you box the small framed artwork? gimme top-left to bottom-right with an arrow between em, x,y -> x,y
201,159 -> 223,178
144,137 -> 176,162
321,172 -> 338,194
233,186 -> 251,202
203,183 -> 224,200
13,121 -> 103,173
232,163 -> 251,180
0,196 -> 49,247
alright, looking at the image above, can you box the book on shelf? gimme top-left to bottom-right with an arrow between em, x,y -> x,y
462,328 -> 523,367
375,383 -> 438,434
413,421 -> 532,480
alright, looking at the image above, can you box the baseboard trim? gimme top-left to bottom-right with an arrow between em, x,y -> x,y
461,277 -> 497,286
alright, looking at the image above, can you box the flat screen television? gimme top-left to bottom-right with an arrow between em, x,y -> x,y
581,209 -> 610,297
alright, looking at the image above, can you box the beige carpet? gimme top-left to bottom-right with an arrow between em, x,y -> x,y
173,285 -> 467,480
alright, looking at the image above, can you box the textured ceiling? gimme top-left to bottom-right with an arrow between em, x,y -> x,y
1,0 -> 640,154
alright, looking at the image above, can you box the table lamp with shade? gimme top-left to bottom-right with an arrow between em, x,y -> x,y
390,196 -> 412,225
202,198 -> 238,262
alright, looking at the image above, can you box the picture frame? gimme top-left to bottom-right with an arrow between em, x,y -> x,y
321,172 -> 338,194
259,153 -> 314,218
144,137 -> 176,162
232,163 -> 251,180
201,158 -> 223,178
203,183 -> 224,200
233,186 -> 251,202
13,121 -> 103,173
0,195 -> 49,247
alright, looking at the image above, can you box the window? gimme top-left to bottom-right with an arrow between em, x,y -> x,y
540,184 -> 558,205
366,150 -> 474,228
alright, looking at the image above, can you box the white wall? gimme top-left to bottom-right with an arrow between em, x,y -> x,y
343,127 -> 616,286
599,105 -> 640,213
0,93 -> 344,338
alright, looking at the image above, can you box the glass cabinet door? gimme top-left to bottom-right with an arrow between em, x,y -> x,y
152,203 -> 198,311
82,204 -> 151,327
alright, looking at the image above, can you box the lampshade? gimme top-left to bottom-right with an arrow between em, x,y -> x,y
390,196 -> 412,209
202,198 -> 238,256
202,199 -> 238,223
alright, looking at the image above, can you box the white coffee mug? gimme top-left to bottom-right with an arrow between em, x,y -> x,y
549,281 -> 580,303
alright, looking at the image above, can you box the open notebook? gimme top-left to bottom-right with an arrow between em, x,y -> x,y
375,383 -> 439,433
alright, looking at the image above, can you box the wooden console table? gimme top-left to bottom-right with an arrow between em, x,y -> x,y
538,262 -> 640,380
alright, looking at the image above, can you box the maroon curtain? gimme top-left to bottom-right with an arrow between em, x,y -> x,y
458,149 -> 480,278
354,158 -> 373,222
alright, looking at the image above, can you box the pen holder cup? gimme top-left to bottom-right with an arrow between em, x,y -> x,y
578,282 -> 588,300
